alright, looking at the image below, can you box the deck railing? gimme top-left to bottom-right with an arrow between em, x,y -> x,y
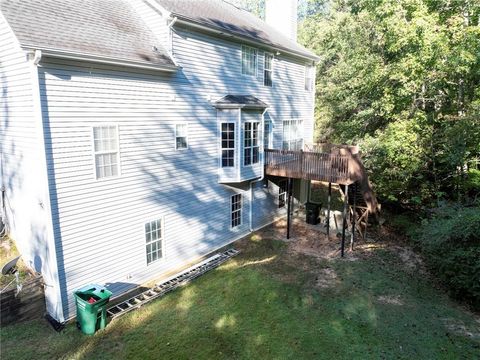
265,149 -> 351,184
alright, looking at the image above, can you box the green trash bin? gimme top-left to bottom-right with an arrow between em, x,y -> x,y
74,284 -> 112,335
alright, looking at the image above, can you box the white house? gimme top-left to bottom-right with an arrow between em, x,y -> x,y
0,0 -> 318,322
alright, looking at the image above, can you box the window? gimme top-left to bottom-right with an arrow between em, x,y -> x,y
264,120 -> 272,149
264,53 -> 273,87
221,123 -> 235,167
305,65 -> 314,91
242,45 -> 257,76
244,121 -> 259,166
175,123 -> 188,150
282,119 -> 303,150
278,180 -> 287,208
93,125 -> 119,179
231,194 -> 242,228
145,219 -> 163,264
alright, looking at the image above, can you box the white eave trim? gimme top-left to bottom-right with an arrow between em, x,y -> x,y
173,17 -> 320,62
22,47 -> 180,72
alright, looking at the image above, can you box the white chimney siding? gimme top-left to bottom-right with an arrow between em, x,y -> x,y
265,0 -> 298,41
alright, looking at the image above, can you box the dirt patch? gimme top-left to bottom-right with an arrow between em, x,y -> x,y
441,318 -> 480,340
377,295 -> 404,306
315,267 -> 339,289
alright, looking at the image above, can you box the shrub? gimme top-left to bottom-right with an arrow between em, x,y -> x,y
414,205 -> 480,310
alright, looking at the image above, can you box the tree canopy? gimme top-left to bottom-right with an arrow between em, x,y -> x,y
298,0 -> 480,207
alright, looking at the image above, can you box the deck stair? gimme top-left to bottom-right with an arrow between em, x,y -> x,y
106,249 -> 240,320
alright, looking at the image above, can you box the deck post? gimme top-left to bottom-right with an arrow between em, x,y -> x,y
326,182 -> 332,237
350,183 -> 357,251
287,177 -> 293,239
341,184 -> 349,257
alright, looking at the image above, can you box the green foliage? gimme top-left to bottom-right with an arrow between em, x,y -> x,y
299,0 -> 480,207
415,205 -> 480,309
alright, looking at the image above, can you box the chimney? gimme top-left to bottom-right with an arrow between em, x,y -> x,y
265,0 -> 298,41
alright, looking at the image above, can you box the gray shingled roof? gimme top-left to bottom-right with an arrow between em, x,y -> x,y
0,0 -> 175,68
214,95 -> 268,109
155,0 -> 318,61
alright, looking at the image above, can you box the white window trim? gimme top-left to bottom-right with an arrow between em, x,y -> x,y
144,216 -> 165,266
175,122 -> 189,150
264,120 -> 273,149
244,121 -> 260,166
264,52 -> 274,87
282,119 -> 304,151
241,45 -> 258,77
220,122 -> 236,168
305,65 -> 314,92
231,193 -> 242,229
91,124 -> 121,181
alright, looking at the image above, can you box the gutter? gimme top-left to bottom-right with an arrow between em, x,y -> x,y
249,107 -> 269,232
22,46 -> 179,72
172,17 -> 320,63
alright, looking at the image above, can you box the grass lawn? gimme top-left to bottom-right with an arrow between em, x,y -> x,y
2,220 -> 479,359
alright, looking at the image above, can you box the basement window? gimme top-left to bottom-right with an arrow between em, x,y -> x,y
145,219 -> 164,265
93,125 -> 120,179
175,123 -> 188,150
231,194 -> 242,228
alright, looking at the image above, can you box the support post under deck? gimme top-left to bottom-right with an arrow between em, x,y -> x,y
326,182 -> 332,237
341,184 -> 349,257
287,178 -> 293,239
351,183 -> 357,251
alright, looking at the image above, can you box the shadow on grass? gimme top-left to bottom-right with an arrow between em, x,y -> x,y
2,234 -> 480,360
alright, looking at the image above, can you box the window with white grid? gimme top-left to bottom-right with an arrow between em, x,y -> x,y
175,123 -> 188,150
93,125 -> 119,179
264,53 -> 273,87
282,119 -> 303,151
242,45 -> 257,76
244,121 -> 259,166
145,219 -> 163,265
221,123 -> 235,167
264,120 -> 272,149
305,65 -> 314,91
231,194 -> 242,228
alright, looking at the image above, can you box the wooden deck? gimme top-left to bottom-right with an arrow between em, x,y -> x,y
265,149 -> 352,184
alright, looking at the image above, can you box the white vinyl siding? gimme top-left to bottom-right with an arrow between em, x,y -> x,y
264,53 -> 273,87
241,45 -> 257,76
93,125 -> 119,179
175,123 -> 188,150
145,219 -> 164,264
243,121 -> 259,166
231,194 -> 242,228
282,119 -> 304,151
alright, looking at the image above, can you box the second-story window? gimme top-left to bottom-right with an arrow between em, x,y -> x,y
305,65 -> 314,91
264,120 -> 272,149
221,123 -> 235,167
93,125 -> 119,179
264,53 -> 273,87
244,122 -> 259,166
242,45 -> 257,76
175,123 -> 188,150
282,119 -> 303,151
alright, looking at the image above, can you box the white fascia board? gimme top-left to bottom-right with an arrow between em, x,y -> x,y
22,46 -> 180,72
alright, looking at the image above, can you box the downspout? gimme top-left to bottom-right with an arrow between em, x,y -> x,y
29,49 -> 65,322
249,108 -> 268,231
